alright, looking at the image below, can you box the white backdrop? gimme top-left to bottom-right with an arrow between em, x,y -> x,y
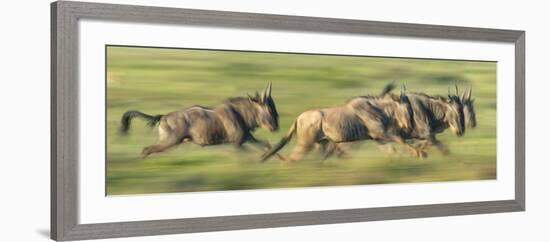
1,0 -> 548,242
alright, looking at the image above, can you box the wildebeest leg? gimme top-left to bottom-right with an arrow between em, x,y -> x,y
335,145 -> 348,158
420,136 -> 450,155
319,139 -> 338,160
432,139 -> 450,155
376,140 -> 397,154
388,135 -> 427,158
141,139 -> 179,158
245,134 -> 287,161
233,143 -> 250,152
334,142 -> 356,158
141,124 -> 180,157
288,143 -> 313,161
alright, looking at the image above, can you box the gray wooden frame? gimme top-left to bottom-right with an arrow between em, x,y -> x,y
51,1 -> 525,241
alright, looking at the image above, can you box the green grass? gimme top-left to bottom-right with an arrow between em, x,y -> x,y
106,46 -> 497,195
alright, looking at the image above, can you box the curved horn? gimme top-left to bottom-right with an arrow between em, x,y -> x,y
259,82 -> 269,103
400,83 -> 406,96
266,81 -> 272,97
454,84 -> 459,96
467,86 -> 472,100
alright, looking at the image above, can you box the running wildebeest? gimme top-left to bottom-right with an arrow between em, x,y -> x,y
395,85 -> 467,156
120,82 -> 283,158
261,84 -> 424,162
335,84 -> 472,158
262,83 -> 470,161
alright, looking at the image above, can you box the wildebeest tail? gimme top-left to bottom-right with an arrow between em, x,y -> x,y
120,110 -> 163,134
260,120 -> 297,162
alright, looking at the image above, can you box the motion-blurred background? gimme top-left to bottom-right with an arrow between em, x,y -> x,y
106,46 -> 496,195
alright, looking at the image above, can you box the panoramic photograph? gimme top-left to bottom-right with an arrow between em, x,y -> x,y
106,45 -> 496,195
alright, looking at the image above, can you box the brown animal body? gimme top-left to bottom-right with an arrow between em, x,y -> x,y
338,86 -> 470,157
397,86 -> 468,156
261,85 -> 423,162
120,82 -> 281,158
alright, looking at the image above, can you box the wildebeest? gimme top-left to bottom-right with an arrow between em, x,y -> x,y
338,85 -> 472,158
120,82 -> 282,158
261,84 -> 424,162
393,85 -> 467,156
341,85 -> 472,158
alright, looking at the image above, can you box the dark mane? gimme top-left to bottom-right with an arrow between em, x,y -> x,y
349,93 -> 402,103
410,92 -> 446,101
181,98 -> 256,113
224,96 -> 250,104
410,92 -> 462,104
220,97 -> 257,129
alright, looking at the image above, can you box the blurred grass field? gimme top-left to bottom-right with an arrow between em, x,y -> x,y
106,46 -> 497,195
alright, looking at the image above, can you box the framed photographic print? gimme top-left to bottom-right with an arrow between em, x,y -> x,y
51,1 -> 525,241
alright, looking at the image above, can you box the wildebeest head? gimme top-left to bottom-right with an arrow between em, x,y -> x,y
461,87 -> 477,128
445,85 -> 466,136
248,81 -> 279,131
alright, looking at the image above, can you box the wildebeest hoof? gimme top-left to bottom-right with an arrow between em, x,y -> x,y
418,150 -> 428,159
141,147 -> 152,158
